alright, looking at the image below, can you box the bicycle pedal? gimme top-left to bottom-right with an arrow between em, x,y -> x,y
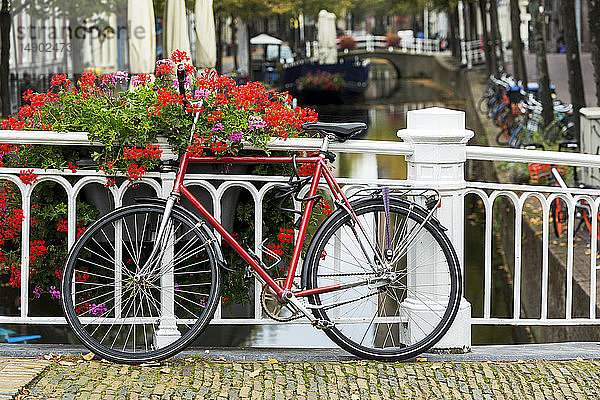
312,319 -> 335,330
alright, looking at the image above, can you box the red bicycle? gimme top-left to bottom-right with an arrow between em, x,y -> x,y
61,122 -> 461,364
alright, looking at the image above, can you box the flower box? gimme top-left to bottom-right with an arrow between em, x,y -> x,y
0,51 -> 328,308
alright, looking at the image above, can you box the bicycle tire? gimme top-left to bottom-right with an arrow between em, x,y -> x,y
478,95 -> 489,114
543,120 -> 562,143
62,204 -> 222,364
495,129 -> 510,146
302,197 -> 461,361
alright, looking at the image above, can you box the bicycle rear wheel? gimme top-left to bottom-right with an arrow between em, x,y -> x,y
303,197 -> 461,361
61,204 -> 221,364
495,129 -> 510,146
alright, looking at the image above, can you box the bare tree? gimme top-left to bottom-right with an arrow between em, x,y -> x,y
590,0 -> 600,106
562,0 -> 585,140
0,0 -> 10,117
510,0 -> 527,83
530,0 -> 554,128
449,4 -> 460,59
489,0 -> 506,71
478,0 -> 495,75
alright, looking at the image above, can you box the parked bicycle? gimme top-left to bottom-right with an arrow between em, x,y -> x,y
526,141 -> 599,240
61,75 -> 461,364
481,74 -> 573,149
548,142 -> 600,239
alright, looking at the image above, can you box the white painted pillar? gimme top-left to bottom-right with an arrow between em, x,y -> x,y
154,171 -> 181,347
579,107 -> 600,187
397,107 -> 473,352
424,8 -> 429,40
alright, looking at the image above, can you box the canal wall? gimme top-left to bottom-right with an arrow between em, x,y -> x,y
432,55 -> 600,342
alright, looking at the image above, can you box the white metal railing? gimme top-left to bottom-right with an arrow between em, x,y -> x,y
460,39 -> 485,69
465,145 -> 600,326
3,107 -> 600,347
338,35 -> 442,55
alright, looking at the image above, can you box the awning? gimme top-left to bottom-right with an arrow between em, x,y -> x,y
250,33 -> 282,46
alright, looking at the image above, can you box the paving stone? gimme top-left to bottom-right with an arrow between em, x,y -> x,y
2,356 -> 600,400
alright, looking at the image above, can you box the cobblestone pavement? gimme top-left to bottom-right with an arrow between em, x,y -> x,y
0,358 -> 50,399
16,356 -> 600,399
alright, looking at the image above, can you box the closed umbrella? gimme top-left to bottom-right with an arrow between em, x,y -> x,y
317,10 -> 337,64
164,0 -> 191,59
128,0 -> 156,73
194,0 -> 216,68
91,14 -> 118,72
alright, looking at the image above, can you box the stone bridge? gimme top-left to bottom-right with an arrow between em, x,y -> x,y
339,49 -> 439,79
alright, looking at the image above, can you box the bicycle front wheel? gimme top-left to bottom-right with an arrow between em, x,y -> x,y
543,120 -> 562,143
303,197 -> 461,361
477,95 -> 489,114
62,204 -> 221,364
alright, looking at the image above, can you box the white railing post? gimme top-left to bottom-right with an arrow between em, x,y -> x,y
366,34 -> 373,52
154,170 -> 181,347
467,45 -> 473,69
397,107 -> 473,352
579,107 -> 600,186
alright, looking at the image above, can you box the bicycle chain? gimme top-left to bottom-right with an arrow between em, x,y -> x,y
284,290 -> 379,322
266,271 -> 390,322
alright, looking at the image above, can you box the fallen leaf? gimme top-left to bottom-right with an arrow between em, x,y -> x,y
100,359 -> 110,363
160,367 -> 171,374
59,361 -> 76,366
82,352 -> 95,361
249,370 -> 261,377
416,357 -> 427,362
267,359 -> 278,364
215,357 -> 227,362
43,354 -> 53,360
139,361 -> 160,367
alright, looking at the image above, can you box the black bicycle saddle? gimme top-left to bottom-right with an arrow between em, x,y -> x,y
302,122 -> 367,142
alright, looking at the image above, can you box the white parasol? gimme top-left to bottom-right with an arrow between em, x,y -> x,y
91,14 -> 118,72
194,0 -> 216,68
128,0 -> 156,73
317,10 -> 337,64
164,0 -> 191,59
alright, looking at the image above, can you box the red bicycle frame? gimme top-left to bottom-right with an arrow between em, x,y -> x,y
170,151 -> 353,299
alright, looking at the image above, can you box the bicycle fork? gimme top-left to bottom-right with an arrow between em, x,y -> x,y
137,195 -> 178,277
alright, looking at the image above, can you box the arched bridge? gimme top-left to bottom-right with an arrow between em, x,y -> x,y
339,49 -> 439,79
